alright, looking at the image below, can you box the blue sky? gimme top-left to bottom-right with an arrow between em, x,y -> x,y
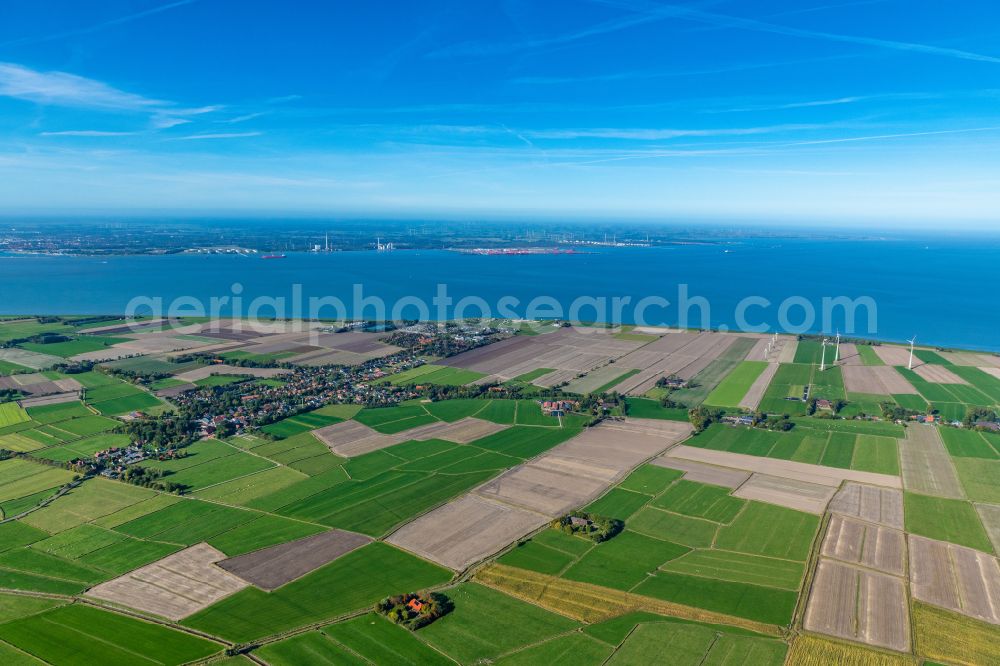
1,0 -> 999,225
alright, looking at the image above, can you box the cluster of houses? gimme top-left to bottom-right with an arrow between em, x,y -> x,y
541,400 -> 577,417
721,414 -> 755,427
70,443 -> 182,479
173,328 -> 510,437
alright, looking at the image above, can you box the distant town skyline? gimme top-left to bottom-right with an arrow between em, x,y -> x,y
2,1 -> 999,225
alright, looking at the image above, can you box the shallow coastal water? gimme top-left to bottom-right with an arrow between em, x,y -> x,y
1,235 -> 997,351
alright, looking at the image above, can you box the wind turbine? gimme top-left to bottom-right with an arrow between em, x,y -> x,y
820,337 -> 830,371
907,336 -> 917,370
835,330 -> 841,364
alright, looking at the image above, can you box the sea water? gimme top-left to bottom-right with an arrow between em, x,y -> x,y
1,234 -> 997,351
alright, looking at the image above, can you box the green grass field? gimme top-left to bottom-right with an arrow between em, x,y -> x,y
21,478 -> 155,533
584,487 -> 653,519
260,408 -> 344,438
856,345 -> 884,365
660,549 -> 804,590
20,335 -> 128,358
323,612 -> 452,665
691,422 -> 903,474
715,501 -> 819,560
625,397 -> 689,421
604,621 -> 786,665
0,459 -> 76,505
633,571 -> 798,625
0,604 -> 219,666
384,364 -> 486,386
207,514 -> 326,556
193,374 -> 248,387
183,542 -> 452,642
509,367 -> 556,382
591,368 -> 641,394
0,359 -> 31,375
952,458 -> 1000,503
257,632 -> 366,666
25,401 -> 91,424
664,338 -> 758,406
417,583 -> 580,664
651,479 -> 746,523
940,427 -> 999,459
0,319 -> 76,344
0,402 -> 30,428
562,530 -> 689,590
704,361 -> 768,408
904,492 -> 994,553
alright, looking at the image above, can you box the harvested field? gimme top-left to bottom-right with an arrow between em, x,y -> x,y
311,420 -> 406,457
173,365 -> 290,382
977,503 -> 1000,554
836,343 -> 863,365
387,494 -> 547,571
0,347 -> 62,369
474,563 -> 782,633
663,445 -> 901,488
650,458 -> 750,488
822,514 -> 906,575
978,366 -> 1000,380
804,559 -> 910,651
873,345 -> 917,366
614,333 -> 740,395
390,419 -> 690,570
909,535 -> 1000,625
18,391 -> 81,408
156,382 -> 197,397
440,327 -> 645,381
739,362 -> 778,409
564,364 -> 644,394
777,339 -> 798,363
85,543 -> 250,620
843,365 -> 918,395
478,420 -> 690,515
744,337 -> 771,362
477,460 -> 616,514
397,417 -> 508,443
732,473 -> 835,514
789,635 -> 914,666
913,363 -> 969,384
900,425 -> 964,498
913,601 -> 1000,666
828,483 -> 904,529
217,529 -> 371,590
704,360 -> 768,407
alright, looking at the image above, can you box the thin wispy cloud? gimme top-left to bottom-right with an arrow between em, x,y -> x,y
592,0 -> 1000,64
40,130 -> 138,137
428,12 -> 661,58
0,61 -> 224,135
786,126 -> 1000,146
169,132 -> 262,140
222,112 -> 267,124
265,94 -> 302,104
523,124 -> 829,140
0,0 -> 200,48
511,53 -> 860,84
0,62 -> 164,111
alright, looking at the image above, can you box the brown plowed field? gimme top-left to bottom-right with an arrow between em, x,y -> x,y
732,473 -> 836,514
900,425 -> 964,499
804,559 -> 910,651
909,534 -> 1000,625
822,514 -> 905,575
217,529 -> 371,590
85,543 -> 249,620
828,483 -> 904,529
